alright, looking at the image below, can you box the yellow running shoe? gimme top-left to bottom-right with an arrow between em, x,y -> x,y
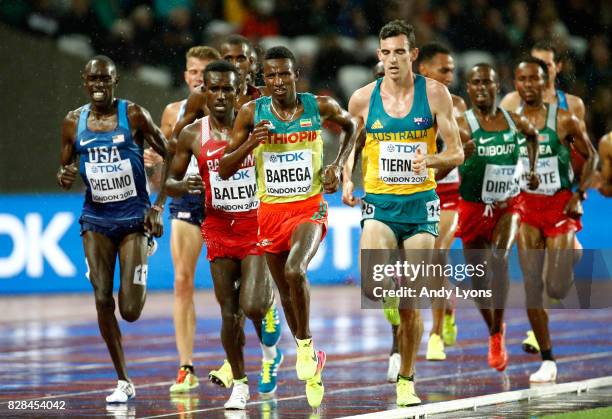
522,330 -> 540,354
209,359 -> 234,388
169,367 -> 199,393
426,334 -> 446,361
442,312 -> 458,346
296,339 -> 318,381
396,376 -> 421,407
382,296 -> 400,326
306,351 -> 326,408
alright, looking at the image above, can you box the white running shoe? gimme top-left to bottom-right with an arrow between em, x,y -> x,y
529,360 -> 557,383
224,381 -> 250,410
106,380 -> 135,403
387,353 -> 401,383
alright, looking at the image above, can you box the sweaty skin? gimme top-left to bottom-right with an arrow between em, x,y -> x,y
598,132 -> 612,197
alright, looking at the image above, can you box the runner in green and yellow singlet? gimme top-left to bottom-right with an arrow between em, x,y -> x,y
219,46 -> 359,409
513,57 -> 596,384
345,20 -> 464,407
456,63 -> 539,374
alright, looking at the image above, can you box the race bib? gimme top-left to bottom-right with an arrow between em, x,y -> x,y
263,150 -> 313,196
520,157 -> 561,195
361,200 -> 375,220
438,167 -> 459,184
378,141 -> 427,184
481,162 -> 522,203
85,158 -> 137,203
209,167 -> 258,212
426,199 -> 441,222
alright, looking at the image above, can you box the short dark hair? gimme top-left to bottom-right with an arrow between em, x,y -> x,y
204,60 -> 239,84
223,34 -> 253,51
468,63 -> 498,82
516,56 -> 549,81
379,20 -> 416,48
419,42 -> 451,63
531,40 -> 559,62
264,46 -> 296,66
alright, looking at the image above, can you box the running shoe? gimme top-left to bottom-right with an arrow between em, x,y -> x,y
259,349 -> 283,394
396,377 -> 421,406
426,334 -> 446,361
386,353 -> 401,383
530,360 -> 557,383
106,380 -> 135,403
296,339 -> 318,381
522,330 -> 540,354
262,304 -> 282,347
169,366 -> 199,393
306,351 -> 326,408
488,324 -> 508,371
224,380 -> 249,410
442,312 -> 458,346
210,359 -> 234,388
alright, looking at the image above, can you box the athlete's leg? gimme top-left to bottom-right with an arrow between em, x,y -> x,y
210,258 -> 246,380
266,251 -> 298,337
83,231 -> 126,380
431,209 -> 458,336
545,231 -> 576,300
117,232 -> 148,322
463,238 -> 494,332
239,254 -> 274,342
518,223 -> 549,353
489,212 -> 520,334
171,220 -> 204,367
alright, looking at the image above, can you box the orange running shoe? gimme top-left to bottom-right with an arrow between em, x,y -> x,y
488,323 -> 508,371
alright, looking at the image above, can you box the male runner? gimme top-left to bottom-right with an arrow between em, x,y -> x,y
344,20 -> 464,406
219,46 -> 359,408
513,57 -> 596,382
418,42 -> 467,361
598,132 -> 612,197
500,40 -> 589,354
457,63 -> 539,373
148,46 -> 221,393
57,56 -> 168,403
165,60 -> 282,409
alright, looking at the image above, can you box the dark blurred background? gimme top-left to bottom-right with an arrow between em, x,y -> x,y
1,0 -> 610,192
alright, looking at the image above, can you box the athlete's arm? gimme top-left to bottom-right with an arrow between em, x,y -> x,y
512,112 -> 540,190
219,102 -> 268,180
317,95 -> 359,193
57,110 -> 79,189
129,103 -> 169,237
145,102 -> 177,191
598,134 -> 612,197
568,95 -> 586,122
560,111 -> 597,218
435,115 -> 471,180
166,121 -> 204,197
452,94 -> 468,116
499,91 -> 520,112
419,81 -> 464,172
170,88 -> 206,154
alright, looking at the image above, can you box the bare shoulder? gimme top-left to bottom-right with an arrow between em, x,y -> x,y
179,118 -> 202,142
451,94 -> 467,113
163,100 -> 183,115
348,81 -> 376,114
500,91 -> 521,111
425,77 -> 452,110
599,132 -> 612,152
567,93 -> 585,115
64,107 -> 82,124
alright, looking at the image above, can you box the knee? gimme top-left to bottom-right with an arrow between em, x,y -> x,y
120,302 -> 143,322
240,299 -> 267,321
547,281 -> 571,300
174,273 -> 195,299
94,292 -> 115,313
284,263 -> 307,286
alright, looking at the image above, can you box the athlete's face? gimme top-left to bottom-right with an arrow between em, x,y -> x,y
378,35 -> 418,80
263,58 -> 297,102
515,63 -> 546,105
466,66 -> 498,109
83,60 -> 117,107
184,57 -> 210,93
419,53 -> 455,87
221,43 -> 252,83
531,49 -> 558,83
204,71 -> 238,120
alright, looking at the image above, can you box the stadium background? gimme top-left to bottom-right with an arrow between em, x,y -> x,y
0,0 -> 611,293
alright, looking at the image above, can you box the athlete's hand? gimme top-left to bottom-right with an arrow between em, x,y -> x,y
185,174 -> 204,195
143,148 -> 163,168
463,140 -> 476,159
144,205 -> 164,237
342,179 -> 358,207
246,120 -> 271,149
527,170 -> 540,190
412,148 -> 427,174
323,164 -> 342,193
56,163 -> 78,189
563,193 -> 583,219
